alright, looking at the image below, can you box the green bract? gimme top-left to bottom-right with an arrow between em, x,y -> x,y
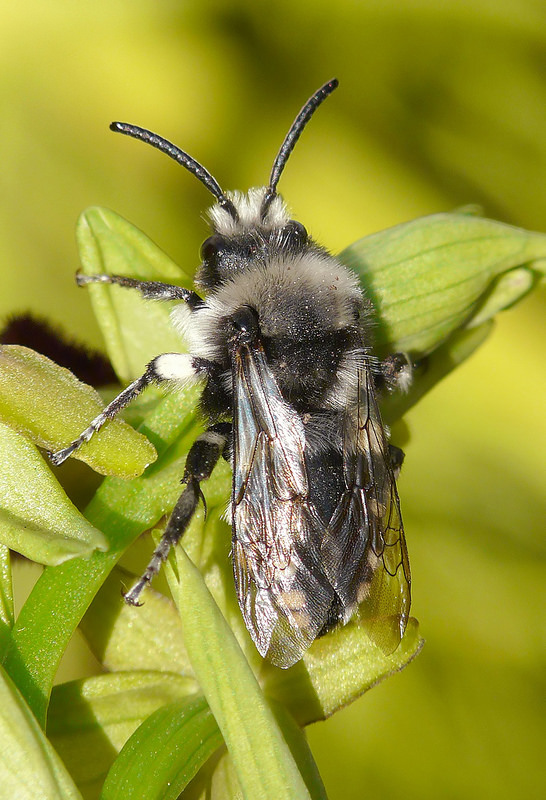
0,663 -> 81,800
77,207 -> 193,383
49,673 -> 199,797
340,211 -> 545,356
0,345 -> 157,478
0,207 -> 543,798
0,423 -> 107,565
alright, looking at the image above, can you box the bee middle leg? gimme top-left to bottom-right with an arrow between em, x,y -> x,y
75,272 -> 204,309
124,422 -> 232,605
377,352 -> 413,394
388,444 -> 405,479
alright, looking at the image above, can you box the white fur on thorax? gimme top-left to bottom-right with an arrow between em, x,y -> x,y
171,250 -> 362,365
171,188 -> 368,415
208,188 -> 289,235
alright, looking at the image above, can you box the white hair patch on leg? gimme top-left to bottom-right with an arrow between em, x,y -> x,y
151,353 -> 201,383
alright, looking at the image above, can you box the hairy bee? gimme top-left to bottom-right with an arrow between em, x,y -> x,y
51,79 -> 412,668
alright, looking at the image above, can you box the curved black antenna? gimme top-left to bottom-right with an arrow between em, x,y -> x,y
261,78 -> 339,218
109,122 -> 239,220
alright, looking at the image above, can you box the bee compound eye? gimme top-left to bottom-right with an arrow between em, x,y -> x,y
200,234 -> 226,263
230,306 -> 259,339
284,220 -> 308,247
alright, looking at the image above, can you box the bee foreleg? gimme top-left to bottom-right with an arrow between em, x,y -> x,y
123,422 -> 231,605
49,352 -> 207,465
75,272 -> 204,310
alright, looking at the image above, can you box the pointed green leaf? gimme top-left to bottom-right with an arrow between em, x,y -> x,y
168,546 -> 313,800
340,212 -> 546,356
48,672 -> 198,798
0,545 -> 13,657
80,566 -> 191,675
467,266 -> 538,328
182,750 -> 243,800
101,695 -> 223,800
0,345 -> 156,478
77,207 -> 192,382
4,385 -> 200,728
264,617 -> 423,725
381,321 -> 494,425
0,423 -> 107,564
0,662 -> 82,800
271,703 -> 328,800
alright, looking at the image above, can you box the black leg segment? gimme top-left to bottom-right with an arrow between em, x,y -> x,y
49,352 -> 204,465
388,443 -> 405,479
76,272 -> 204,310
123,422 -> 231,605
377,352 -> 413,393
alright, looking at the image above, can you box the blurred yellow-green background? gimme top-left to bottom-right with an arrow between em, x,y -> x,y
1,2 -> 545,799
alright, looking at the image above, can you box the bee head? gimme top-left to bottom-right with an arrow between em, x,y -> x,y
196,193 -> 311,290
110,79 -> 337,284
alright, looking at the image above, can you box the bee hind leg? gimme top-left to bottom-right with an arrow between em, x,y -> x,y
123,422 -> 232,606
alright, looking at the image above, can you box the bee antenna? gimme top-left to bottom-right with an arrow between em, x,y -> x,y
109,122 -> 239,221
261,78 -> 339,218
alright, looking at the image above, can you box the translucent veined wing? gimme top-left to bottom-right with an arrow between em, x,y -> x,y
231,340 -> 335,668
322,363 -> 411,653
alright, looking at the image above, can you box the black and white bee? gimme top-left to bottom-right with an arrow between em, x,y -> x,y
51,79 -> 412,668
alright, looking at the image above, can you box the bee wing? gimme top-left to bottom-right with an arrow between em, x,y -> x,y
232,342 -> 335,668
323,364 -> 411,653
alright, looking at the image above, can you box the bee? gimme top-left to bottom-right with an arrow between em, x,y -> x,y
50,79 -> 412,668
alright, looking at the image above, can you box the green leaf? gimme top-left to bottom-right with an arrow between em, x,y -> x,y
101,695 -> 223,800
182,750 -> 243,800
48,672 -> 198,798
340,212 -> 546,356
77,207 -> 193,383
0,345 -> 156,479
264,618 -> 423,725
0,423 -> 107,564
0,662 -> 82,800
168,546 -> 314,800
271,703 -> 328,800
3,385 -> 201,728
79,566 -> 191,675
183,708 -> 328,800
381,321 -> 495,425
467,266 -> 538,328
0,544 -> 13,658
